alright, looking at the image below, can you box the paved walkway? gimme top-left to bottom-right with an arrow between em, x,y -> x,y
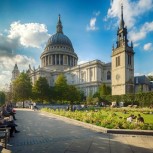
7,109 -> 153,153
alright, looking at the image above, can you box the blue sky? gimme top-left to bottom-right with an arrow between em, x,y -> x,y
0,0 -> 153,90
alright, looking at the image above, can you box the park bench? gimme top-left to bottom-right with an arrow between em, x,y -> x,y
0,126 -> 10,149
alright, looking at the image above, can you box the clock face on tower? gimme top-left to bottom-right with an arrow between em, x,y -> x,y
116,74 -> 120,80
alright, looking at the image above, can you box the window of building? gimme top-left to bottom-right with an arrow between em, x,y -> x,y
128,55 -> 132,65
107,71 -> 111,80
116,56 -> 120,67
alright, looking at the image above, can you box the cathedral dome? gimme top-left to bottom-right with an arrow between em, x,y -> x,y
47,33 -> 73,49
40,15 -> 78,70
44,14 -> 74,52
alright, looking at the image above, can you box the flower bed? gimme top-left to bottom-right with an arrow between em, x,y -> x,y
41,107 -> 153,130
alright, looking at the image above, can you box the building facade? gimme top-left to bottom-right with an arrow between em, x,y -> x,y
24,15 -> 111,96
111,4 -> 134,95
11,63 -> 20,82
134,75 -> 152,93
11,7 -> 153,96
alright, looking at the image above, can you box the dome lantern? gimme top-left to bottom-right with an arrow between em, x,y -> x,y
56,14 -> 63,34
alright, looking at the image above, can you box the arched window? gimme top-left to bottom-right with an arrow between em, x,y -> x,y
107,71 -> 111,80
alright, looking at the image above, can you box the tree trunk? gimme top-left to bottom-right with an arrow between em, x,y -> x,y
70,104 -> 73,111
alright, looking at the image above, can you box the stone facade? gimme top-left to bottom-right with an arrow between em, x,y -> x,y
11,63 -> 20,81
11,10 -> 153,97
111,4 -> 134,95
134,75 -> 152,93
24,15 -> 111,97
27,59 -> 111,96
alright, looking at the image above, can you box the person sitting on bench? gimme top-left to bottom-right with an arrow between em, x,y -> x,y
0,112 -> 20,137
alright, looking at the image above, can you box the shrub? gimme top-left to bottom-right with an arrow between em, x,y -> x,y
41,107 -> 153,130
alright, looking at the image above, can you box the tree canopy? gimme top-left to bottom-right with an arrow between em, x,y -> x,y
0,91 -> 5,106
32,77 -> 50,103
54,74 -> 68,102
12,72 -> 32,107
66,85 -> 81,104
99,84 -> 111,97
147,75 -> 153,81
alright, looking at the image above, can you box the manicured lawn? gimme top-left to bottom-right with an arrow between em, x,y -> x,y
41,107 -> 153,130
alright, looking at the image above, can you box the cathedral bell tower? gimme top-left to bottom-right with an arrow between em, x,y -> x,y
12,63 -> 20,81
111,4 -> 134,95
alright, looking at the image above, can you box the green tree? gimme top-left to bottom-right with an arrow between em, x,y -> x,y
137,85 -> 143,93
86,91 -> 93,105
147,75 -> 153,81
54,74 -> 68,103
5,91 -> 11,102
79,90 -> 86,102
0,91 -> 5,106
99,84 -> 111,97
32,77 -> 50,103
12,72 -> 32,107
67,85 -> 81,110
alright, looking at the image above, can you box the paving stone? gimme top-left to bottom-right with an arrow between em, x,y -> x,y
7,109 -> 153,153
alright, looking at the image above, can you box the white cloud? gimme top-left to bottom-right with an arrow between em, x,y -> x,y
0,21 -> 51,57
86,17 -> 98,31
8,21 -> 50,48
133,43 -> 140,47
128,30 -> 146,42
144,43 -> 153,51
94,11 -> 100,16
0,21 -> 51,91
142,21 -> 153,32
0,55 -> 36,91
129,21 -> 153,42
148,72 -> 153,76
107,0 -> 153,29
134,72 -> 145,76
78,60 -> 89,65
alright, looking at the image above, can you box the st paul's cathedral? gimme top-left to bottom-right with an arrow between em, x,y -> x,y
11,5 -> 153,96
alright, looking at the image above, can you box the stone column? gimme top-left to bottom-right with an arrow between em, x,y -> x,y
59,54 -> 61,65
46,55 -> 48,66
74,58 -> 75,66
86,68 -> 88,82
44,56 -> 46,66
50,55 -> 51,65
69,56 -> 71,66
51,55 -> 53,65
95,67 -> 97,81
56,55 -> 59,65
93,67 -> 95,81
53,55 -> 55,65
67,55 -> 68,65
49,56 -> 50,65
71,57 -> 72,66
55,54 -> 57,65
72,57 -> 74,66
42,58 -> 43,67
88,68 -> 90,82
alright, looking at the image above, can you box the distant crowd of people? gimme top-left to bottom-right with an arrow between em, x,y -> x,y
29,102 -> 38,111
0,102 -> 20,137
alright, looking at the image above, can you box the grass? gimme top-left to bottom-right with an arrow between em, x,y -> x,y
41,107 -> 153,130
